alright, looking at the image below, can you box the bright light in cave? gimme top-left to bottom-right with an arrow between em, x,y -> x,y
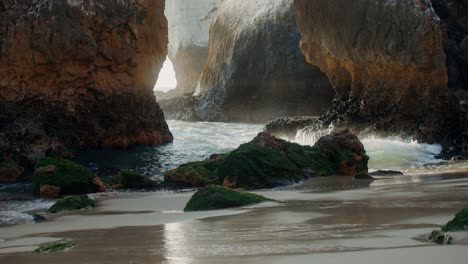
154,57 -> 177,92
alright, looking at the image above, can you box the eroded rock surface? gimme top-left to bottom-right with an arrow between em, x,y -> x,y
0,0 -> 172,164
295,0 -> 462,146
164,0 -> 334,123
164,0 -> 223,98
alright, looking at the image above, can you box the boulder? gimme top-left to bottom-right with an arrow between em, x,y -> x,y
294,0 -> 461,145
0,0 -> 172,164
110,170 -> 157,190
442,208 -> 468,232
165,131 -> 368,189
165,158 -> 224,188
428,229 -> 453,244
32,214 -> 46,223
0,160 -> 24,182
184,185 -> 267,211
314,130 -> 369,176
33,157 -> 105,196
49,195 -> 95,213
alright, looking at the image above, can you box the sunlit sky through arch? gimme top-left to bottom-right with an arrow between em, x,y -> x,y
154,57 -> 177,92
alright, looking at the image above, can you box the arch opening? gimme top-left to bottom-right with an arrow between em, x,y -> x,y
154,56 -> 177,93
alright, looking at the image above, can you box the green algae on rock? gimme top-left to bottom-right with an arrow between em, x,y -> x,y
164,154 -> 227,188
49,195 -> 95,213
34,240 -> 75,253
184,185 -> 267,211
165,131 -> 368,189
110,169 -> 158,190
33,157 -> 101,196
442,208 -> 468,232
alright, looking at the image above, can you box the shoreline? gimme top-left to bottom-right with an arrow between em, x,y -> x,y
0,171 -> 467,263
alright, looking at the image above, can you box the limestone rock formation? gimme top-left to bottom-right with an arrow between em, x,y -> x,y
164,0 -> 224,98
177,0 -> 334,123
0,0 -> 172,164
294,0 -> 462,146
430,0 -> 468,152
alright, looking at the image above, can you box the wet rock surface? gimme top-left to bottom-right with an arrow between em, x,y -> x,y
184,185 -> 268,211
294,0 -> 462,147
33,157 -> 105,197
165,131 -> 368,189
0,0 -> 172,165
49,195 -> 95,214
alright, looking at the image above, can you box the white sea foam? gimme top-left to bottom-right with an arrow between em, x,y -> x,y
293,127 -> 447,173
0,199 -> 54,225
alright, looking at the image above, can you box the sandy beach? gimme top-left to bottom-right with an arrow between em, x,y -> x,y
0,172 -> 467,263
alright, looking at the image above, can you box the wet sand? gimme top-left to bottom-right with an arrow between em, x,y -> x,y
0,172 -> 467,263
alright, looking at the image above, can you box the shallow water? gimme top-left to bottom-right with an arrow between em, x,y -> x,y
75,120 -> 263,178
1,120 -> 467,226
1,173 -> 467,264
294,127 -> 468,174
76,120 -> 467,177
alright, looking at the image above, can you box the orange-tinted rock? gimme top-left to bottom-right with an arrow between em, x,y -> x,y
314,130 -> 369,176
34,165 -> 57,175
40,185 -> 61,199
222,177 -> 236,189
295,0 -> 461,145
92,175 -> 106,193
0,0 -> 172,163
0,161 -> 24,182
164,169 -> 212,188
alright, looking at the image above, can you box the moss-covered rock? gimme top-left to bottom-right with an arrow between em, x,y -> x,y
33,157 -> 101,196
184,185 -> 267,211
165,156 -> 226,187
49,195 -> 95,213
110,170 -> 157,190
34,240 -> 75,253
165,132 -> 368,189
314,130 -> 369,176
0,160 -> 24,182
442,208 -> 468,232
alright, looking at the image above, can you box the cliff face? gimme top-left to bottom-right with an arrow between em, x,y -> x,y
294,0 -> 462,145
0,0 -> 172,164
192,0 -> 334,122
431,0 -> 467,91
165,0 -> 223,98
